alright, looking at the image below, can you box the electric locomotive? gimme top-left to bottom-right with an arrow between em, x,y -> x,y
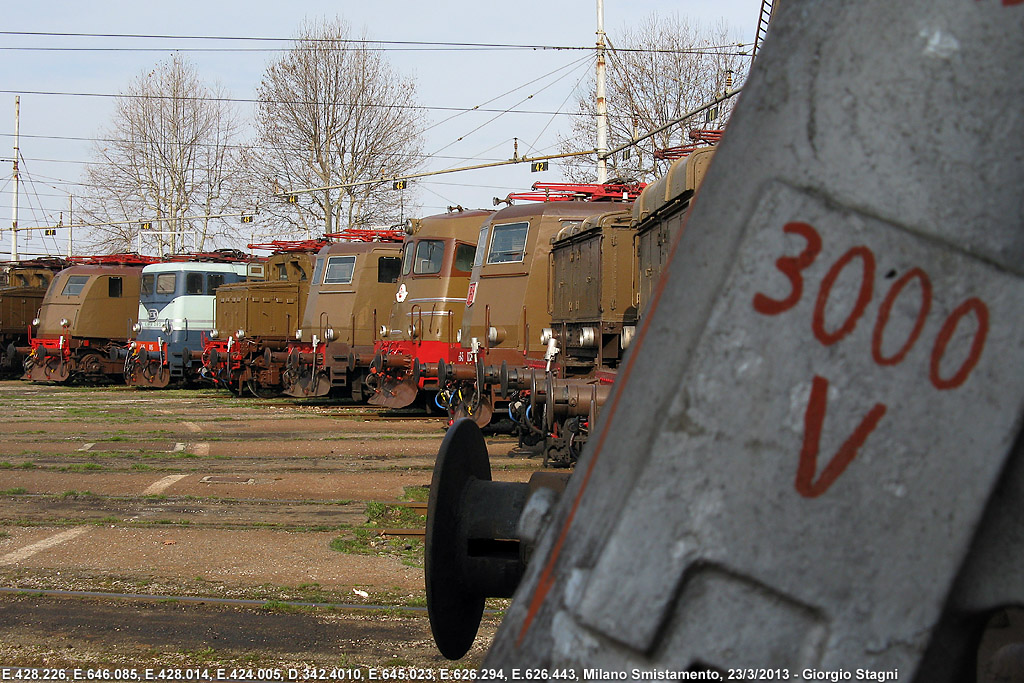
435,183 -> 644,427
201,240 -> 324,396
21,254 -> 159,383
281,229 -> 404,399
506,147 -> 717,465
0,257 -> 69,375
366,207 -> 493,409
123,251 -> 254,388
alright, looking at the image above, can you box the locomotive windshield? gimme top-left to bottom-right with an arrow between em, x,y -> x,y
413,240 -> 444,275
60,275 -> 90,297
486,222 -> 529,264
156,273 -> 176,296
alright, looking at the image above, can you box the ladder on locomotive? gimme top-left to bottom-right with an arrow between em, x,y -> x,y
752,0 -> 776,60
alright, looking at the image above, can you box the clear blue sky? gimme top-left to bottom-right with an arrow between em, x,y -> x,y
0,0 -> 759,257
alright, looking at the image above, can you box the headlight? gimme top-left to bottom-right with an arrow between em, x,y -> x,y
209,329 -> 219,340
408,322 -> 419,339
540,327 -> 554,344
31,317 -> 40,327
235,329 -> 245,340
131,322 -> 142,334
295,329 -> 303,340
60,318 -> 69,327
456,328 -> 462,343
379,325 -> 388,338
324,327 -> 335,341
162,320 -> 173,334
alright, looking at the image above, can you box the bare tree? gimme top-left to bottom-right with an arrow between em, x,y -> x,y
560,14 -> 747,184
79,55 -> 249,255
253,18 -> 426,234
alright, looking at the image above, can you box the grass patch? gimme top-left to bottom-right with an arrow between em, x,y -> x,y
258,600 -> 314,614
60,463 -> 105,472
401,485 -> 430,502
330,501 -> 425,567
1,488 -> 27,495
91,516 -> 123,525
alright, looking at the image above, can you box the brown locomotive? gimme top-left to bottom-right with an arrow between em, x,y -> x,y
434,154 -> 716,466
21,254 -> 159,383
202,241 -> 324,396
436,185 -> 645,428
0,258 -> 69,375
365,207 -> 493,409
281,230 -> 404,399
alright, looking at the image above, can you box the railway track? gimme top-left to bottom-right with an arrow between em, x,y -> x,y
0,586 -> 433,611
0,494 -> 427,531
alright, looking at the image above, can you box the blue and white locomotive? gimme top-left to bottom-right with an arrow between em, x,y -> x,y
124,254 -> 256,387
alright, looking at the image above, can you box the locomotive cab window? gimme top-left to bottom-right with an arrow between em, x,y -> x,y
156,273 -> 177,296
141,274 -> 154,296
378,256 -> 401,283
454,243 -> 476,274
311,257 -> 325,285
276,263 -> 289,281
473,225 -> 490,269
324,255 -> 356,284
402,244 -> 414,276
108,277 -> 123,298
413,240 -> 444,275
207,273 -> 225,294
486,222 -> 529,264
186,273 -> 204,295
60,275 -> 90,297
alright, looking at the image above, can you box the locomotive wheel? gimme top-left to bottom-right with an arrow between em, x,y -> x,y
425,418 -> 492,660
3,342 -> 18,370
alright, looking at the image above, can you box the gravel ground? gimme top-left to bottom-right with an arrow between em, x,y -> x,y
0,381 -> 535,671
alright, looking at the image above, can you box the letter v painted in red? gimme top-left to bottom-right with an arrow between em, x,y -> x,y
796,375 -> 888,498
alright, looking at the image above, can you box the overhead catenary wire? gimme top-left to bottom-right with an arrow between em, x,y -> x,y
423,53 -> 594,154
427,55 -> 594,162
0,30 -> 754,56
280,88 -> 742,197
1,24 -> 751,255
